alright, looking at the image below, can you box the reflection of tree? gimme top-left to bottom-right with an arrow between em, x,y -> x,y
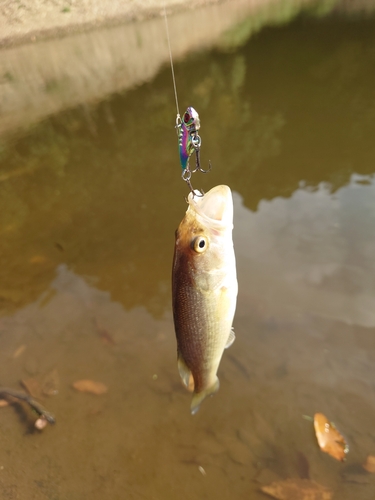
192,56 -> 285,175
1,14 -> 375,316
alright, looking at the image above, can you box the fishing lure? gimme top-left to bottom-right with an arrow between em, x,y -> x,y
177,106 -> 201,172
177,107 -> 211,194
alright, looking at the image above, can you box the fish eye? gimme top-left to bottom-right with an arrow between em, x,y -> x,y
192,236 -> 208,253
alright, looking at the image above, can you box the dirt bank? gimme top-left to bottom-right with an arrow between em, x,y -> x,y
0,0 -> 223,48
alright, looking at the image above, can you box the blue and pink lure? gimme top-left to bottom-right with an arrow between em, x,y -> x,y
178,107 -> 201,171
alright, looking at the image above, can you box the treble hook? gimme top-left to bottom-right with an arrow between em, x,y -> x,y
193,147 -> 212,174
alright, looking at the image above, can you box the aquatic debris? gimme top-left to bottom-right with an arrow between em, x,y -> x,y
172,185 -> 237,414
21,377 -> 43,399
0,387 -> 55,425
261,478 -> 333,500
12,344 -> 26,358
29,255 -> 47,264
35,415 -> 48,431
363,455 -> 375,473
94,319 -> 116,346
198,466 -> 206,476
72,379 -> 108,395
21,369 -> 59,399
314,413 -> 348,462
42,368 -> 59,397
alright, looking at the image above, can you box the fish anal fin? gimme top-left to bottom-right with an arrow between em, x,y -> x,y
190,377 -> 220,415
225,328 -> 235,349
178,353 -> 194,392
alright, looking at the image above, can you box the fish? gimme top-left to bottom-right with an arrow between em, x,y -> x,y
172,185 -> 238,414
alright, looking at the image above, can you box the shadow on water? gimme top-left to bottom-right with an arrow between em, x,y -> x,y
1,3 -> 375,499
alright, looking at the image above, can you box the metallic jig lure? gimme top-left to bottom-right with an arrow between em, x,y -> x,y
176,106 -> 211,194
177,107 -> 201,172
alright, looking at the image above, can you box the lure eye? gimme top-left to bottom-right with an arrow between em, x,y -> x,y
183,111 -> 191,123
192,236 -> 208,253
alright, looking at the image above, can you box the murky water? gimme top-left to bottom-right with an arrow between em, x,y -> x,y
1,5 -> 375,499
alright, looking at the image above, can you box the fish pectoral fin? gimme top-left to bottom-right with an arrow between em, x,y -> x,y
225,328 -> 235,349
191,377 -> 220,415
177,353 -> 194,392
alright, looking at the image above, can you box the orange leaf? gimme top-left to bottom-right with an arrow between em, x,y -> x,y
314,413 -> 348,462
72,379 -> 108,395
261,478 -> 333,500
363,455 -> 375,473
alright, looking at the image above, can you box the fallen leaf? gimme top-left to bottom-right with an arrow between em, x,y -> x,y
314,413 -> 348,462
0,399 -> 9,407
72,379 -> 108,395
29,255 -> 47,264
363,455 -> 375,473
42,369 -> 59,397
13,344 -> 26,358
261,478 -> 333,500
98,327 -> 116,346
94,319 -> 116,345
21,377 -> 43,399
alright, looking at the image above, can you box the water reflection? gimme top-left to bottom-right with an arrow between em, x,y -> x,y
1,14 -> 375,318
234,174 -> 375,327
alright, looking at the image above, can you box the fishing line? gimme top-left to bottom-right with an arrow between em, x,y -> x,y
163,7 -> 209,196
163,6 -> 180,122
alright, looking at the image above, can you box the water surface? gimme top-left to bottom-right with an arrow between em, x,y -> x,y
1,7 -> 375,500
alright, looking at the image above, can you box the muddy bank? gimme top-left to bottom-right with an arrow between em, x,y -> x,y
0,0 -> 218,48
1,0 -> 375,50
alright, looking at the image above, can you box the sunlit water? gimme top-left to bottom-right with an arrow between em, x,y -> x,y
1,7 -> 375,500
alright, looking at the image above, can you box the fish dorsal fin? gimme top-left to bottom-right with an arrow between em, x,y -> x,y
225,328 -> 235,349
177,353 -> 194,392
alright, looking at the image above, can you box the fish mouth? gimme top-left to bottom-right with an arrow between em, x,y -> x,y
188,185 -> 233,228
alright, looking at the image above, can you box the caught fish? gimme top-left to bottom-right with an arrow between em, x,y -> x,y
172,185 -> 238,414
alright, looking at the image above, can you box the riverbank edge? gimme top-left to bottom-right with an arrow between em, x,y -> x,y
0,0 -> 223,49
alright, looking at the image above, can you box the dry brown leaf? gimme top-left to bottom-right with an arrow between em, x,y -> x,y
72,379 -> 108,395
98,328 -> 116,345
314,413 -> 348,462
261,478 -> 333,500
42,369 -> 59,397
363,455 -> 375,473
12,344 -> 26,358
29,255 -> 47,264
21,377 -> 43,399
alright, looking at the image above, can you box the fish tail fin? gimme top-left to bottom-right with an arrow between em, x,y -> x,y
190,377 -> 220,415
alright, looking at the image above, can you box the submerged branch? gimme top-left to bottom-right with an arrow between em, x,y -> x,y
0,387 -> 56,424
